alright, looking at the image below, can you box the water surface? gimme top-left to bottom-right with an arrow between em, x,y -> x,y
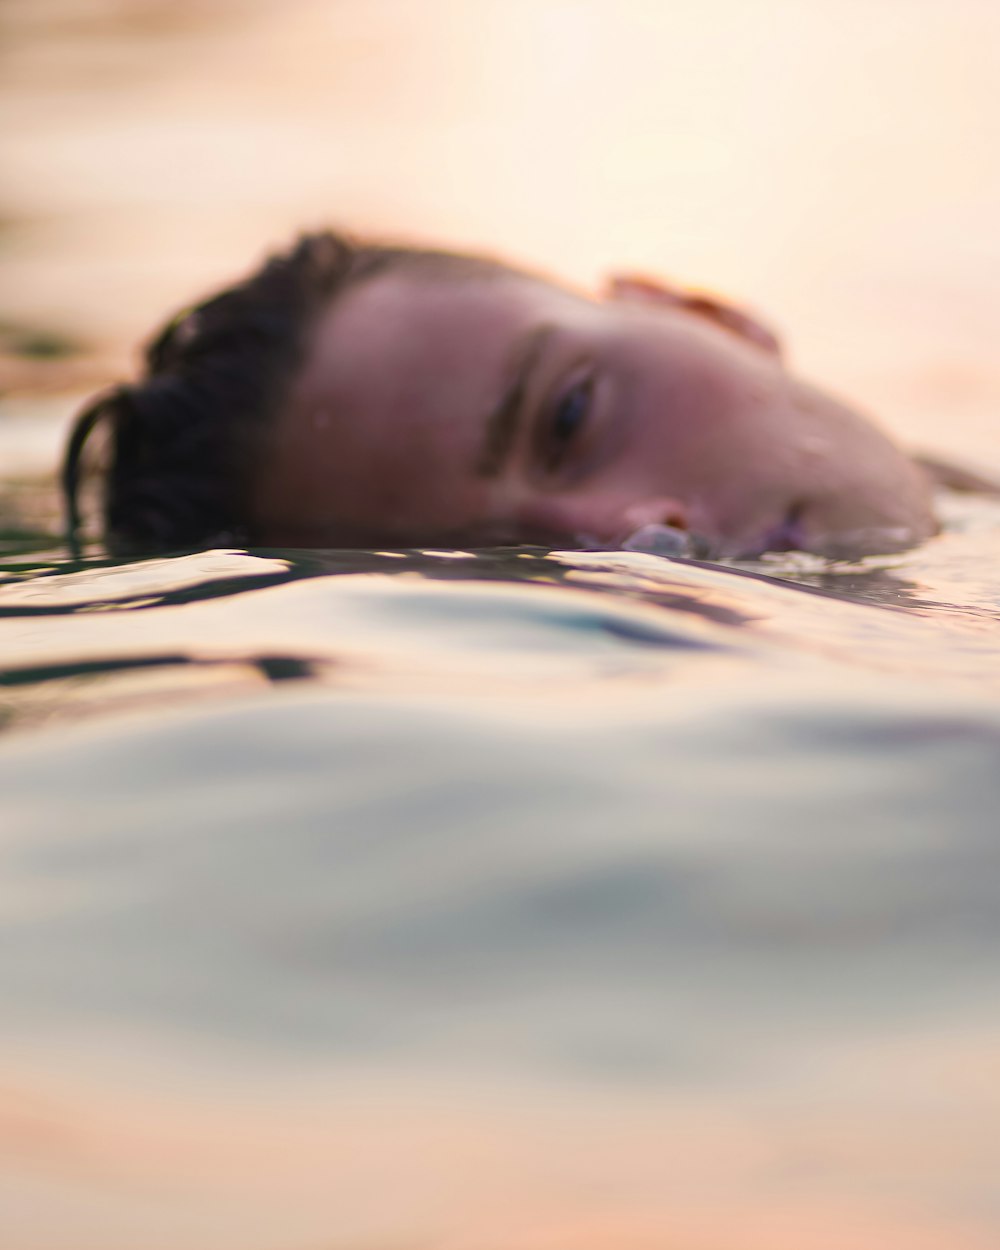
1,488 -> 999,1249
3,1 -> 1000,1244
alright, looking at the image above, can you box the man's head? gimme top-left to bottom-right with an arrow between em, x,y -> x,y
65,230 -> 936,558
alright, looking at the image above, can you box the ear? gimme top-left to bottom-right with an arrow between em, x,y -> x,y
604,273 -> 783,358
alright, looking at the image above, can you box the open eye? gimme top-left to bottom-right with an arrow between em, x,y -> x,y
543,373 -> 594,471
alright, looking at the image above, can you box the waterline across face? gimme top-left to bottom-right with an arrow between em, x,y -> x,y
251,263 -> 937,558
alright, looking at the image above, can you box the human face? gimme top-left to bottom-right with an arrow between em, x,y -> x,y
251,264 -> 937,558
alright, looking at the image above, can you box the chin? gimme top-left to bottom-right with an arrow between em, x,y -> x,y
715,501 -> 937,562
801,487 -> 939,559
801,522 -> 932,560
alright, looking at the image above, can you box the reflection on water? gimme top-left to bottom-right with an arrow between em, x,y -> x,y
3,498 -> 1000,732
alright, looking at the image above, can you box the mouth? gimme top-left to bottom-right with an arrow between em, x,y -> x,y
758,501 -> 807,554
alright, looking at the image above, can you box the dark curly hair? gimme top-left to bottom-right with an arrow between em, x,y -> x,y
62,230 -> 503,554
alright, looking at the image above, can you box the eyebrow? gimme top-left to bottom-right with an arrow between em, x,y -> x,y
476,323 -> 554,477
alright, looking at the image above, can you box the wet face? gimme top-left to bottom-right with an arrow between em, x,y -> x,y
251,264 -> 936,557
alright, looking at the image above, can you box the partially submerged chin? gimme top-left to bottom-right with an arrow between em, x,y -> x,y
794,518 -> 936,560
790,458 -> 939,560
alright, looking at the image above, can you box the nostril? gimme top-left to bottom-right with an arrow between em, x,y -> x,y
622,497 -> 691,535
662,508 -> 687,531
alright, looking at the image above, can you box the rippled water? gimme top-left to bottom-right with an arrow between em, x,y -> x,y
2,488 -> 1000,1249
4,0 -> 1000,1242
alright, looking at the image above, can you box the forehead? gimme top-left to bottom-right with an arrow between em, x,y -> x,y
310,265 -> 541,459
265,267 -> 584,541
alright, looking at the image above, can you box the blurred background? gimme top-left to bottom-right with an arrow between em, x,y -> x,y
2,0 -> 999,481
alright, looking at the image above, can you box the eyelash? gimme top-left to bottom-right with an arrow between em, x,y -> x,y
543,372 -> 595,472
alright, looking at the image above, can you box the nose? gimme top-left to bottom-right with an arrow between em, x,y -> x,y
620,497 -> 690,536
613,497 -> 697,556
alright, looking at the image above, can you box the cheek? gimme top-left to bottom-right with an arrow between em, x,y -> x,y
510,493 -> 614,545
625,369 -> 778,490
617,325 -> 779,456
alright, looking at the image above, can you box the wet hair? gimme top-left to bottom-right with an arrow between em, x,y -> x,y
62,230 -> 504,554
